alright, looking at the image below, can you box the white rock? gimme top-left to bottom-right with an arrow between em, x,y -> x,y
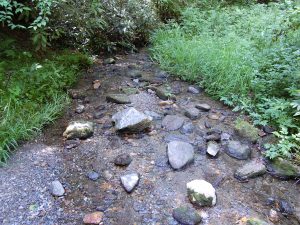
120,173 -> 139,193
187,180 -> 216,207
206,142 -> 219,157
50,180 -> 65,197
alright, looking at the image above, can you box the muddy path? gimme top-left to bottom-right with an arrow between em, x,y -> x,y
0,50 -> 299,225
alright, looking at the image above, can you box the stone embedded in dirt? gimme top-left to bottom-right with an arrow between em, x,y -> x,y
221,132 -> 231,141
106,94 -> 131,104
75,104 -> 85,114
181,122 -> 195,134
153,87 -> 175,101
120,173 -> 139,193
208,114 -> 220,120
64,139 -> 80,149
188,86 -> 201,94
225,140 -> 251,160
266,158 -> 300,180
279,199 -> 294,215
112,107 -> 152,132
144,110 -> 162,121
93,80 -> 101,89
68,89 -> 86,100
122,87 -> 138,95
185,107 -> 200,120
49,180 -> 65,197
86,171 -> 100,181
246,218 -> 269,225
63,121 -> 94,140
162,115 -> 185,131
167,141 -> 194,170
204,121 -> 212,129
187,179 -> 216,207
127,69 -> 142,78
103,58 -> 115,64
269,209 -> 280,223
206,141 -> 220,157
205,133 -> 221,142
114,153 -> 132,166
172,206 -> 202,225
83,211 -> 104,224
164,134 -> 193,144
234,160 -> 266,180
196,103 -> 211,112
93,111 -> 105,119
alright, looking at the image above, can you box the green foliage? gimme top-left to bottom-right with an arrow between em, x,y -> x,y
151,1 -> 300,159
0,35 -> 92,163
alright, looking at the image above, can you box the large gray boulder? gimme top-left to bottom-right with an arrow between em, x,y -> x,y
225,140 -> 251,160
112,107 -> 152,132
63,121 -> 94,140
167,141 -> 194,170
162,115 -> 185,131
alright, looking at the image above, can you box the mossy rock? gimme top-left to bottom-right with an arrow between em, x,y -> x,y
63,121 -> 94,140
172,206 -> 202,225
234,119 -> 259,143
246,218 -> 269,225
266,158 -> 300,180
122,87 -> 139,95
188,191 -> 214,207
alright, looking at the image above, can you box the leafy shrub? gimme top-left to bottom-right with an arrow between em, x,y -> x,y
151,1 -> 300,160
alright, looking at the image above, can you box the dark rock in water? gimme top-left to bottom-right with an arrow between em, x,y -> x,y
114,153 -> 132,166
127,69 -> 142,78
162,115 -> 185,131
225,140 -> 251,160
164,134 -> 193,144
188,86 -> 201,94
64,139 -> 80,149
86,171 -> 100,181
63,121 -> 94,140
172,206 -> 202,225
279,199 -> 294,215
167,141 -> 194,170
181,122 -> 195,134
144,110 -> 163,120
112,107 -> 152,132
103,58 -> 115,64
234,160 -> 266,180
120,173 -> 139,193
195,103 -> 211,111
185,108 -> 200,120
106,94 -> 131,104
266,158 -> 300,180
206,141 -> 220,157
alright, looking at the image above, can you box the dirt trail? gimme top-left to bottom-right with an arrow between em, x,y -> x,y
0,50 -> 299,225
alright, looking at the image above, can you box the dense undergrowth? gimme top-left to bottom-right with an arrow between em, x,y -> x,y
0,35 -> 92,163
151,1 -> 300,160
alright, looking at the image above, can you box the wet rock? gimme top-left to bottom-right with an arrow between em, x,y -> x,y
144,111 -> 163,120
246,218 -> 269,225
63,121 -> 94,140
269,209 -> 280,223
266,158 -> 300,180
106,94 -> 131,104
164,134 -> 192,144
112,107 -> 152,132
181,122 -> 195,134
64,139 -> 80,149
188,86 -> 201,94
127,69 -> 142,78
167,141 -> 194,170
122,87 -> 138,95
225,141 -> 251,160
162,115 -> 185,131
120,173 -> 139,193
49,180 -> 65,197
279,199 -> 294,215
103,58 -> 115,64
86,171 -> 100,181
221,132 -> 231,141
206,141 -> 220,157
153,87 -> 175,100
172,206 -> 202,225
114,153 -> 132,166
75,104 -> 85,114
235,119 -> 259,143
195,103 -> 211,112
187,180 -> 216,207
185,108 -> 200,120
83,212 -> 103,224
234,160 -> 266,180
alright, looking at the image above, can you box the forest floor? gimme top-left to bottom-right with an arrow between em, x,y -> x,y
0,50 -> 299,225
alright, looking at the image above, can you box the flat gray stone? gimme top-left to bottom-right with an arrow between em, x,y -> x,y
225,141 -> 251,160
180,122 -> 195,134
114,153 -> 132,166
162,115 -> 185,131
173,206 -> 202,225
86,171 -> 100,181
127,69 -> 142,78
206,141 -> 220,157
167,141 -> 194,170
63,121 -> 94,140
188,86 -> 201,94
49,180 -> 65,197
120,173 -> 139,193
234,160 -> 266,180
106,94 -> 131,104
112,107 -> 152,132
185,108 -> 200,120
195,103 -> 211,111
